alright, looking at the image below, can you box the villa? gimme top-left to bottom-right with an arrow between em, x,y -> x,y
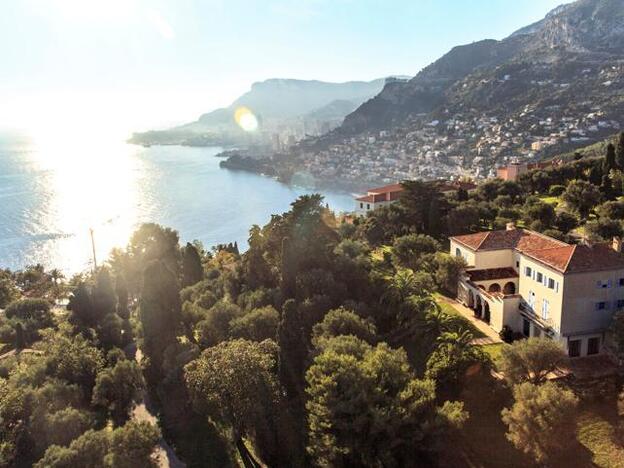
451,224 -> 624,358
354,180 -> 477,215
354,183 -> 404,215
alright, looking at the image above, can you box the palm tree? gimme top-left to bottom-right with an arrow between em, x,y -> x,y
49,268 -> 65,301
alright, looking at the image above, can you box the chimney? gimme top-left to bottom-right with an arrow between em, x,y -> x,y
506,222 -> 516,231
613,237 -> 623,253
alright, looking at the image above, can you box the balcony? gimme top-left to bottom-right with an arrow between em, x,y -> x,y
519,301 -> 556,334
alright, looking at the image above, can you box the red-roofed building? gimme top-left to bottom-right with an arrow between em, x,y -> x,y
354,180 -> 476,215
354,183 -> 404,215
450,225 -> 624,358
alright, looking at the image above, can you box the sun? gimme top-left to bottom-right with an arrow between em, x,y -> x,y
234,107 -> 259,132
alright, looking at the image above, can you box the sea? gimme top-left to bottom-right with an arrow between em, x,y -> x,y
0,134 -> 355,274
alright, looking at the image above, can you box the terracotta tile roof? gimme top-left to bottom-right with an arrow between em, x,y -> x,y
467,267 -> 519,282
367,183 -> 404,195
451,228 -> 566,252
525,243 -> 624,274
355,194 -> 376,203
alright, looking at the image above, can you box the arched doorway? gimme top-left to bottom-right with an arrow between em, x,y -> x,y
474,296 -> 482,319
503,281 -> 516,295
483,302 -> 491,324
488,283 -> 501,294
467,290 -> 475,308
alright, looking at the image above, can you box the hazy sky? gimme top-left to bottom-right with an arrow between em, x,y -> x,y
0,0 -> 566,137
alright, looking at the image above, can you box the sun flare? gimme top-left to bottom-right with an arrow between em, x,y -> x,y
234,107 -> 259,132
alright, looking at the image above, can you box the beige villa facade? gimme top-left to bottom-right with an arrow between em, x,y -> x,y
451,225 -> 624,358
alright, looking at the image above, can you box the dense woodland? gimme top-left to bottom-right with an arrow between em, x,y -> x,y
2,134 -> 624,467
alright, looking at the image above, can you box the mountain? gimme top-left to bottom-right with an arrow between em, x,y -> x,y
129,78 -> 388,146
275,0 -> 622,186
339,0 -> 624,135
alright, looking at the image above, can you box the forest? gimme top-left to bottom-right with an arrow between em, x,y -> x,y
2,133 -> 624,467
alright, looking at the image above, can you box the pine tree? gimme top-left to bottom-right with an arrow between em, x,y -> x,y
14,322 -> 25,350
617,132 -> 624,169
280,237 -> 296,299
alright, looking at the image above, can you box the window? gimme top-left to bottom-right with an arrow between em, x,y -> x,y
587,337 -> 600,355
596,279 -> 611,289
516,261 -> 520,268
541,299 -> 550,320
528,291 -> 536,309
366,204 -> 370,210
619,278 -> 624,287
568,339 -> 581,357
360,203 -> 363,209
455,248 -> 462,258
617,299 -> 624,309
525,267 -> 532,277
596,302 -> 608,310
548,278 -> 556,289
536,272 -> 543,283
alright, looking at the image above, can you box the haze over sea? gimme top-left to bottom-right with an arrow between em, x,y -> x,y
0,134 -> 354,274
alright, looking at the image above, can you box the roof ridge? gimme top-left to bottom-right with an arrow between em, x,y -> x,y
475,231 -> 490,250
562,244 -> 577,274
522,228 -> 569,247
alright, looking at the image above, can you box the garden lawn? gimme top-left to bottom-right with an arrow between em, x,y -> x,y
434,294 -> 487,339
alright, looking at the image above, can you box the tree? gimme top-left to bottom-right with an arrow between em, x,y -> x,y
602,174 -> 617,201
562,180 -> 601,219
434,252 -> 466,295
35,429 -> 109,468
108,421 -> 161,468
196,301 -> 243,347
305,337 -> 467,467
5,298 -> 54,346
67,282 -> 97,330
138,260 -> 181,383
447,204 -> 480,235
391,234 -> 440,271
604,143 -> 617,173
502,381 -> 579,463
229,306 -> 280,342
0,271 -> 19,309
609,309 -> 624,358
311,307 -> 376,347
277,299 -> 307,400
554,211 -> 579,234
425,330 -> 487,390
617,132 -> 624,169
585,217 -> 623,241
92,360 -> 145,426
523,200 -> 556,228
497,338 -> 567,385
42,330 -> 105,396
184,339 -> 282,467
181,242 -> 204,288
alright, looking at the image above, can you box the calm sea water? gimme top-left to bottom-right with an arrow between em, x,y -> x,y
0,135 -> 354,273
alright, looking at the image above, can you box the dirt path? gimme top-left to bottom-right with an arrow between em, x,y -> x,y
126,343 -> 186,468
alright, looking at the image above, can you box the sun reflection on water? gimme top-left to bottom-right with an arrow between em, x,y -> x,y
28,133 -> 142,273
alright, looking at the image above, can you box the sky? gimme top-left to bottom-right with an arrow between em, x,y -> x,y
0,0 -> 567,138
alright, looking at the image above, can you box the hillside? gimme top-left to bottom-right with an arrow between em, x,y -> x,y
291,0 -> 624,185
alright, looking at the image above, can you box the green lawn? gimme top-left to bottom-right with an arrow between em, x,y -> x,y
434,295 -> 487,339
479,343 -> 505,363
577,405 -> 624,468
440,373 -> 624,468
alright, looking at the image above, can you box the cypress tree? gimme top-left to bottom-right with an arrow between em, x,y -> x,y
14,322 -> 25,350
181,242 -> 203,288
601,174 -> 616,201
604,143 -> 617,173
617,132 -> 624,169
